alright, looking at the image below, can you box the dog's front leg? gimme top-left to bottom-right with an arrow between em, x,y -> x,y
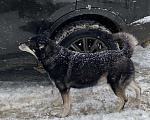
52,92 -> 62,106
56,89 -> 70,118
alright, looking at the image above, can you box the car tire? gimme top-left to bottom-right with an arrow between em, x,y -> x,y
54,20 -> 118,53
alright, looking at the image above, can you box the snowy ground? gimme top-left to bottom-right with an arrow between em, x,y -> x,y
0,45 -> 150,120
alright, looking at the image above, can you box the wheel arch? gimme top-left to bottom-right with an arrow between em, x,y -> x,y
41,8 -> 126,39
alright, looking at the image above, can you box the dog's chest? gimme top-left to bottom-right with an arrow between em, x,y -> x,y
97,73 -> 108,85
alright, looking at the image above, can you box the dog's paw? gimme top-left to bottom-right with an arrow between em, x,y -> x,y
110,109 -> 121,113
109,106 -> 122,113
56,112 -> 68,118
129,97 -> 141,109
134,98 -> 141,109
51,100 -> 62,107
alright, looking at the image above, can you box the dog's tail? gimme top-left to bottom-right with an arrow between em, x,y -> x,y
113,32 -> 138,58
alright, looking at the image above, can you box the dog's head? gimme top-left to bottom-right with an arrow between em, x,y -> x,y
19,35 -> 49,59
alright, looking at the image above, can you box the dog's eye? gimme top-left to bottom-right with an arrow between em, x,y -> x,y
22,44 -> 26,47
28,39 -> 30,42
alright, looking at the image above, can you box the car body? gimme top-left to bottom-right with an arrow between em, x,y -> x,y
0,0 -> 150,70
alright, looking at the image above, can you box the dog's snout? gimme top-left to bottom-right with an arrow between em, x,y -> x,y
19,42 -> 29,47
18,42 -> 27,49
19,42 -> 24,46
19,42 -> 28,51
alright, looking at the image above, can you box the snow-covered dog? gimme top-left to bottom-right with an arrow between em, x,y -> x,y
19,32 -> 141,118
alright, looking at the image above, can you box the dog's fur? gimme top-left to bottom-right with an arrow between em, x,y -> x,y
19,32 -> 141,118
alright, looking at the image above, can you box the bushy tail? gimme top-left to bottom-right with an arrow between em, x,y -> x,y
113,32 -> 138,58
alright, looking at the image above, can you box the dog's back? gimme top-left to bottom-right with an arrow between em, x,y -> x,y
63,48 -> 134,88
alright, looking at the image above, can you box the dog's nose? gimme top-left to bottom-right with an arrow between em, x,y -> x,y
19,42 -> 24,46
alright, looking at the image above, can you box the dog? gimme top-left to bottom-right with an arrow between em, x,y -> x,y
19,32 -> 141,118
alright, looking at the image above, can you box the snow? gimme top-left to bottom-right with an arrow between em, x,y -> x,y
131,15 -> 150,25
132,45 -> 150,68
0,46 -> 150,119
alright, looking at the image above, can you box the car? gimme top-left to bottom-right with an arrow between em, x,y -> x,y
0,0 -> 150,71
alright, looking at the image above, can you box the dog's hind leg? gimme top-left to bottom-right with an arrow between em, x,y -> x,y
113,89 -> 128,112
129,81 -> 141,108
107,73 -> 128,112
130,81 -> 141,100
52,92 -> 62,106
56,89 -> 70,118
108,88 -> 128,113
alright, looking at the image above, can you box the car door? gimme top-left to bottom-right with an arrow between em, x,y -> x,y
0,0 -> 76,70
0,0 -> 76,57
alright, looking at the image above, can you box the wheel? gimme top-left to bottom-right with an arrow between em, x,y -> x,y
54,20 -> 117,53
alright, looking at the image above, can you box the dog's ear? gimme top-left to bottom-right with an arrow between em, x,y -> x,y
39,43 -> 45,50
38,41 -> 47,50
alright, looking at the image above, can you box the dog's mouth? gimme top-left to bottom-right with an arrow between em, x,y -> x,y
19,43 -> 38,59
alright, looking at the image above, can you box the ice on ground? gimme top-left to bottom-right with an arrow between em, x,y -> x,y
0,45 -> 150,119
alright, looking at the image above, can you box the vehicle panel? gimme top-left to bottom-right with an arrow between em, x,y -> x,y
0,0 -> 76,56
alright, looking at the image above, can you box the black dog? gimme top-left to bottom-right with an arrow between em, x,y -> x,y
19,32 -> 141,118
